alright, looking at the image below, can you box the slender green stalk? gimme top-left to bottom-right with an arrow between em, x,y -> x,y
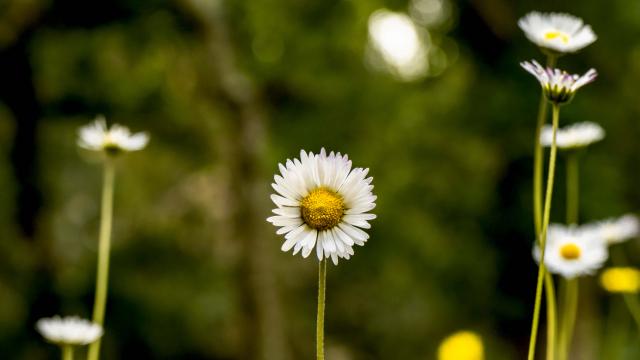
533,55 -> 557,234
533,93 -> 547,234
556,151 -> 580,360
545,272 -> 557,360
565,153 -> 579,225
622,293 -> 640,333
88,159 -> 116,360
558,279 -> 579,360
533,55 -> 558,360
62,345 -> 73,360
317,259 -> 327,360
601,296 -> 628,360
528,103 -> 561,360
609,242 -> 640,334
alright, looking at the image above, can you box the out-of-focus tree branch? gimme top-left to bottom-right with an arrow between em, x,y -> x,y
175,0 -> 291,359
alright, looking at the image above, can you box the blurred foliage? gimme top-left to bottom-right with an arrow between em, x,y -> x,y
1,0 -> 640,359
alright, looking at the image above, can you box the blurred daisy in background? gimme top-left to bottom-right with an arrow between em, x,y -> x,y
367,9 -> 428,80
540,121 -> 604,150
267,149 -> 376,265
582,214 -> 640,245
600,267 -> 640,294
521,60 -> 597,104
78,116 -> 149,155
518,12 -> 596,54
36,316 -> 103,346
437,330 -> 484,360
534,224 -> 608,279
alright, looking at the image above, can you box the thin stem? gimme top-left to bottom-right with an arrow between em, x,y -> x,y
555,151 -> 580,360
533,55 -> 557,236
533,55 -> 558,360
528,103 -> 560,360
609,247 -> 640,334
545,272 -> 557,360
622,293 -> 640,334
317,259 -> 327,360
62,345 -> 73,360
558,279 -> 579,360
566,153 -> 579,225
601,296 -> 628,360
88,159 -> 116,360
533,92 -> 547,234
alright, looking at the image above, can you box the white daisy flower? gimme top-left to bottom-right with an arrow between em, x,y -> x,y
518,12 -> 596,54
533,224 -> 608,279
78,116 -> 149,154
540,121 -> 604,149
36,316 -> 103,346
582,214 -> 640,245
267,149 -> 377,265
521,60 -> 597,104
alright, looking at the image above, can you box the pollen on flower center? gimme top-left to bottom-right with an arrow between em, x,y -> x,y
559,243 -> 581,260
544,31 -> 570,44
300,187 -> 345,230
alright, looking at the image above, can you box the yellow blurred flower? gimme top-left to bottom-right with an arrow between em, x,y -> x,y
437,330 -> 484,360
600,267 -> 640,294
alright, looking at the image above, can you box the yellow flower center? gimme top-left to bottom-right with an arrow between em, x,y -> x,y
102,134 -> 122,155
544,31 -> 570,44
600,267 -> 640,293
437,331 -> 484,360
300,187 -> 344,230
559,243 -> 581,260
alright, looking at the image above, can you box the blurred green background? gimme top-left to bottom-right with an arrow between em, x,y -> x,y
1,0 -> 640,358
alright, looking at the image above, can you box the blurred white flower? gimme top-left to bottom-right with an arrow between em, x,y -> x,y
540,121 -> 604,149
534,224 -> 608,279
267,149 -> 376,265
518,12 -> 596,54
521,60 -> 597,104
36,316 -> 103,346
78,116 -> 149,154
367,9 -> 428,80
582,214 -> 640,245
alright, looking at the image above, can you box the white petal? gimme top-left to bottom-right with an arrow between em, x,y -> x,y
272,207 -> 301,218
271,194 -> 299,207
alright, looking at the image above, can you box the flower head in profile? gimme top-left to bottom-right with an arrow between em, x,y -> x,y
437,330 -> 484,360
267,149 -> 376,265
36,316 -> 103,346
582,214 -> 639,245
521,60 -> 597,104
78,116 -> 149,155
540,121 -> 604,150
534,224 -> 608,279
518,12 -> 596,54
600,267 -> 640,294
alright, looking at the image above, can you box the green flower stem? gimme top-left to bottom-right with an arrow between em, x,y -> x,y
622,293 -> 640,334
565,153 -> 579,225
533,92 -> 547,233
533,55 -> 558,234
528,103 -> 561,360
317,259 -> 327,360
558,279 -> 579,360
88,159 -> 116,360
601,296 -> 628,360
610,246 -> 640,333
556,151 -> 580,360
533,55 -> 558,360
62,345 -> 73,360
544,272 -> 557,360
